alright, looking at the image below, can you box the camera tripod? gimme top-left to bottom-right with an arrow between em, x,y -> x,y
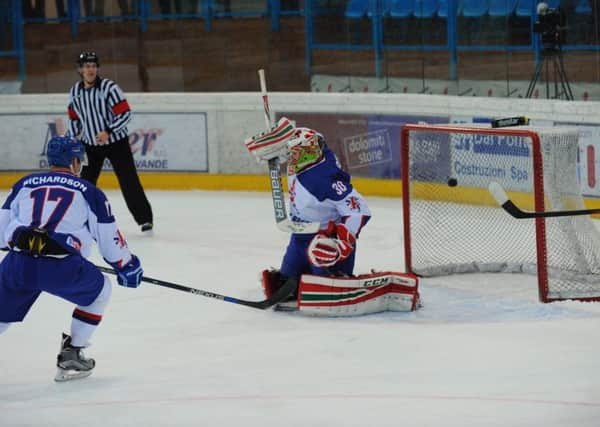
525,46 -> 574,100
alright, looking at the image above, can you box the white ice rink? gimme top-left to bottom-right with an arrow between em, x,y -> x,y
2,190 -> 600,427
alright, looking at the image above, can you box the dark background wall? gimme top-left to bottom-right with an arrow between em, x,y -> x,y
2,14 -> 600,93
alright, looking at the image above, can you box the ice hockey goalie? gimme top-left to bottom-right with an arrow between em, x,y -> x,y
247,119 -> 420,316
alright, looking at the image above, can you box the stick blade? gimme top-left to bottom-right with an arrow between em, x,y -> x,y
488,181 -> 530,219
488,181 -> 509,206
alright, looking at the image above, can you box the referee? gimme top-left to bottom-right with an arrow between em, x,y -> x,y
67,51 -> 153,233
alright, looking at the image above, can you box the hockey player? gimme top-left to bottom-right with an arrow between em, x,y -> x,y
0,136 -> 143,381
245,118 -> 372,306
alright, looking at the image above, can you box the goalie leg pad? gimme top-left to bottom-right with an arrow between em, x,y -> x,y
261,269 -> 293,299
297,272 -> 420,317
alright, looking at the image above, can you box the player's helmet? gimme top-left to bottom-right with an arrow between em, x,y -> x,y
77,51 -> 99,67
287,127 -> 324,174
47,136 -> 86,168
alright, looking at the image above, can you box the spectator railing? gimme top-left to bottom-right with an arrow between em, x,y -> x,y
0,0 -> 25,81
19,0 -> 299,35
8,0 -> 600,82
305,0 -> 600,78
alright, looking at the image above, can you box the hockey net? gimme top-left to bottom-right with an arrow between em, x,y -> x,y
401,123 -> 600,302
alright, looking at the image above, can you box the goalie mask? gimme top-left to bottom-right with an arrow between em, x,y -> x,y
287,127 -> 324,175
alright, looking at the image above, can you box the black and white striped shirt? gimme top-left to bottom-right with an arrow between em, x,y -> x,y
67,77 -> 132,145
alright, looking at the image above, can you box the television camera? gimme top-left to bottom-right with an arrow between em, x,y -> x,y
533,2 -> 567,50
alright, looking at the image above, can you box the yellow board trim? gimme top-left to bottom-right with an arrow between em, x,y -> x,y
0,172 -> 598,217
0,172 -> 405,195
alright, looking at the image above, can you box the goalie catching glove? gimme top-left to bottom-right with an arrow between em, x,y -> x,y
308,222 -> 356,267
244,117 -> 296,162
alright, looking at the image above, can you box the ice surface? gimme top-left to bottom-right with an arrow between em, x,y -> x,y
1,190 -> 600,426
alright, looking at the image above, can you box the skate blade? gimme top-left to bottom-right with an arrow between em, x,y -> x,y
54,367 -> 93,382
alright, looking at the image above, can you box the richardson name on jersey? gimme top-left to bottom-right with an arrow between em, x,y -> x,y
23,175 -> 88,192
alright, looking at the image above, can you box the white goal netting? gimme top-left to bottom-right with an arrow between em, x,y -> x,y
402,124 -> 600,302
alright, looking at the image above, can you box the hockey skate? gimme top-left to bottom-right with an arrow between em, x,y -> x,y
54,333 -> 95,382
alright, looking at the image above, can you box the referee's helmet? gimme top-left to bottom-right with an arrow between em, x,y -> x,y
77,51 -> 100,67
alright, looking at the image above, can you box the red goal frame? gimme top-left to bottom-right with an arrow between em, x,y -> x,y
400,124 -> 555,301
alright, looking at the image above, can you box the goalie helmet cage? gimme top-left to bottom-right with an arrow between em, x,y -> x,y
401,123 -> 600,303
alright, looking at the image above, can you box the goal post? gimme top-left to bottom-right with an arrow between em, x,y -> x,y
401,123 -> 600,303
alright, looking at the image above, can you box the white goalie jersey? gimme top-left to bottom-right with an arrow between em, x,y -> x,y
287,146 -> 371,236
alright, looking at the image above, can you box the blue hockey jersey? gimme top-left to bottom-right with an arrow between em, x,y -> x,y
0,172 -> 132,265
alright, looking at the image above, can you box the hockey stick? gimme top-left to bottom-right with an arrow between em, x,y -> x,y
488,181 -> 600,219
258,69 -> 320,234
97,266 -> 297,310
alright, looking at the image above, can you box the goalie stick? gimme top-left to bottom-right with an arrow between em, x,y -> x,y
258,69 -> 320,234
97,266 -> 297,310
488,181 -> 600,219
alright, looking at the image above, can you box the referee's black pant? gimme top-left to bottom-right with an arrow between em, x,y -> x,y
81,137 -> 153,226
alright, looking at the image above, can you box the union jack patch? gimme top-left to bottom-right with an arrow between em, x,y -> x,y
114,229 -> 127,248
345,196 -> 360,211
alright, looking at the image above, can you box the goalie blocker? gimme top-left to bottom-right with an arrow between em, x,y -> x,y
262,270 -> 420,316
